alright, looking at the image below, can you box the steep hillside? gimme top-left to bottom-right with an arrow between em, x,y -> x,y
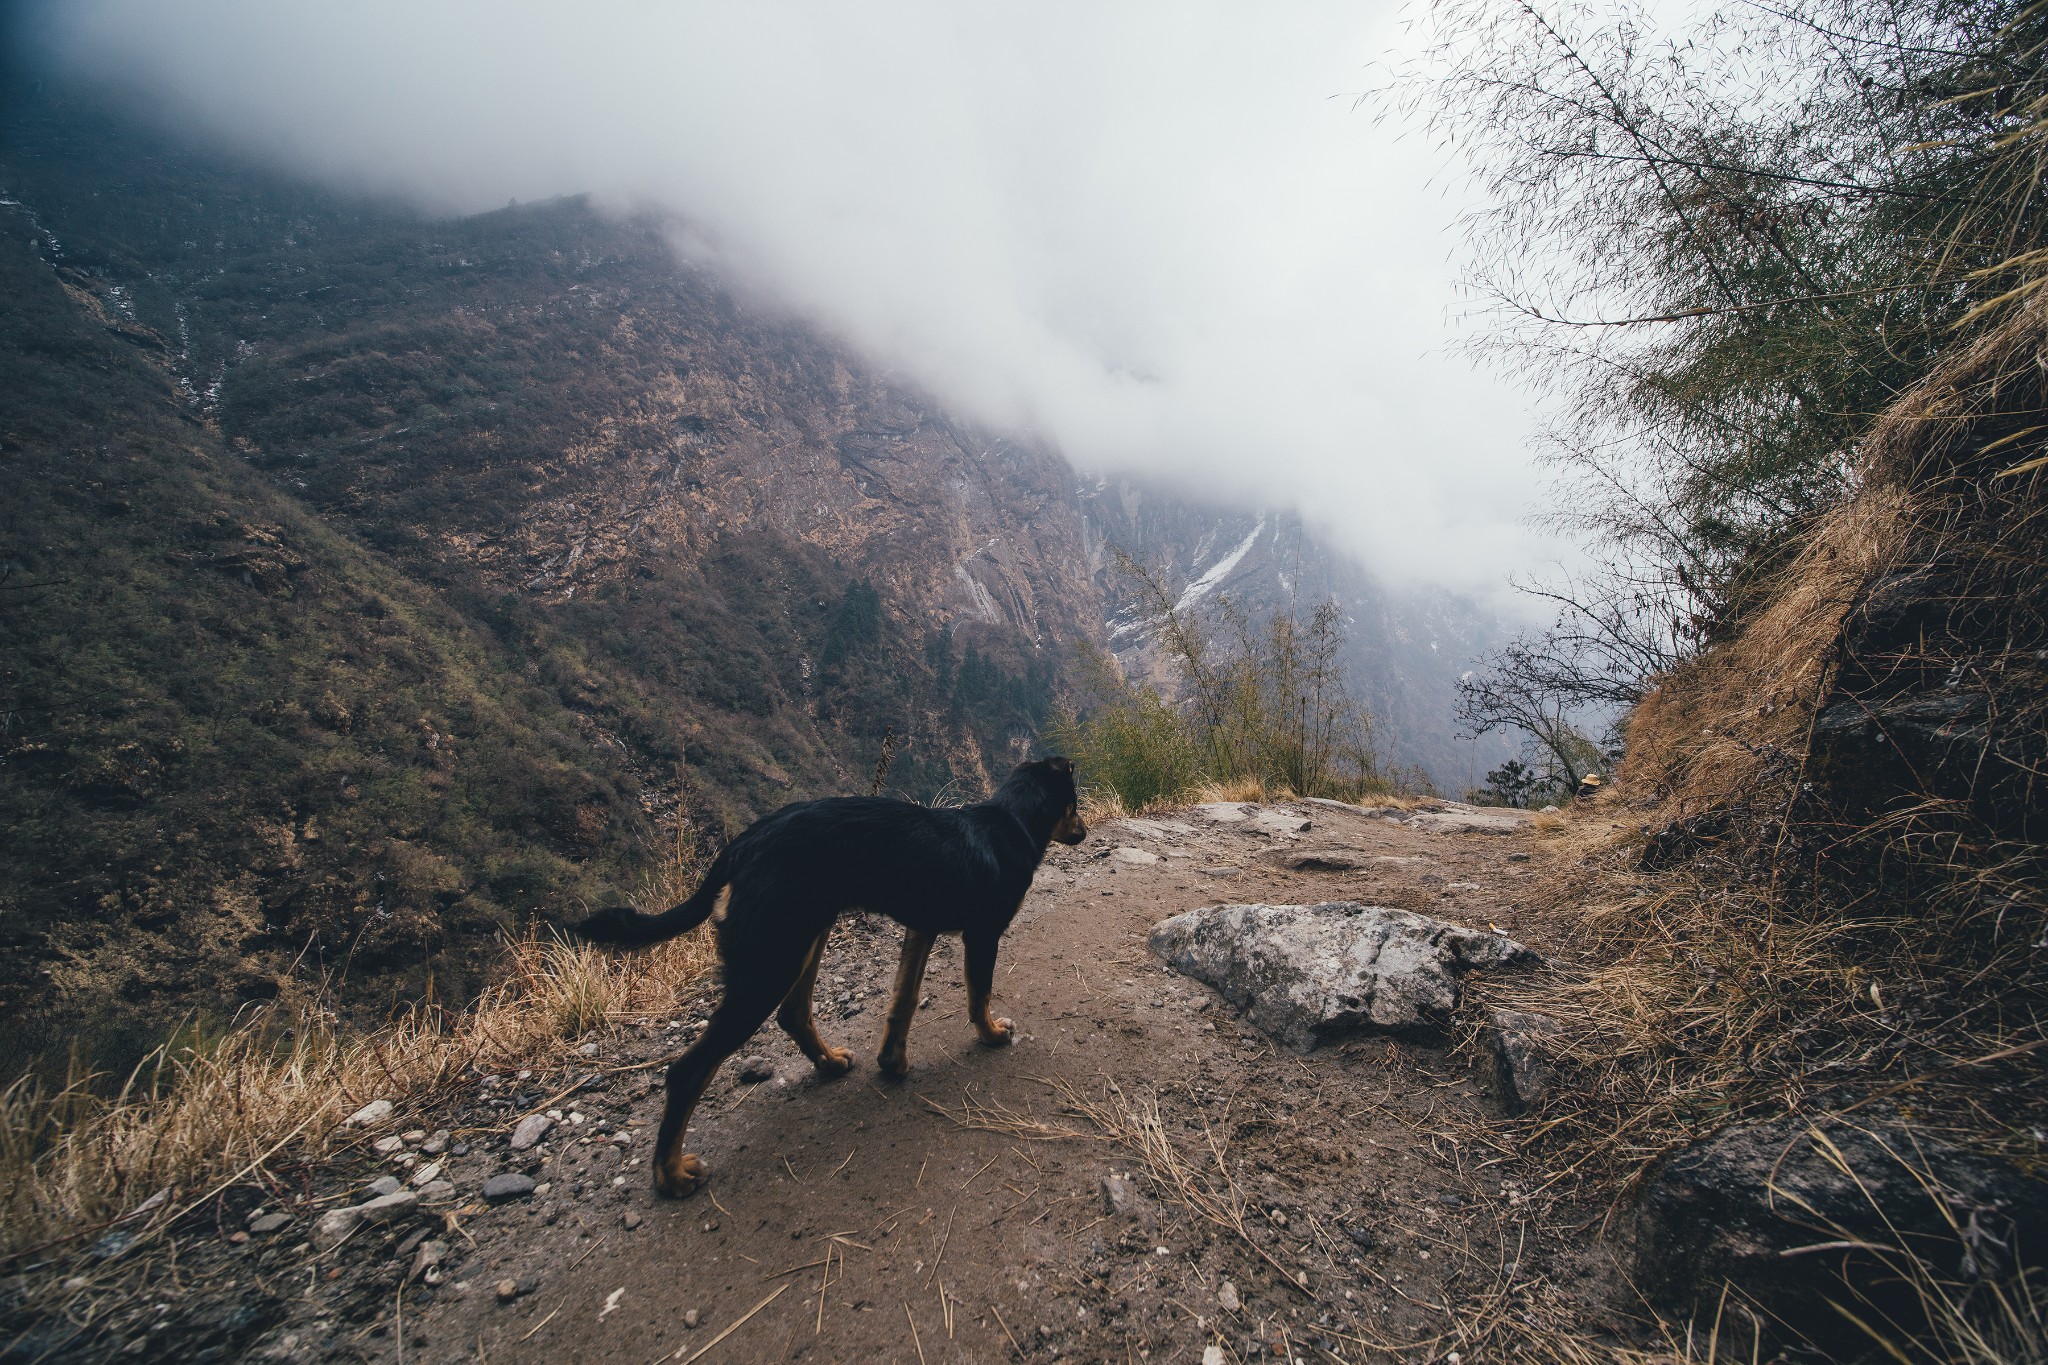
1078,477 -> 1515,787
0,215 -> 658,1064
0,97 -> 1090,810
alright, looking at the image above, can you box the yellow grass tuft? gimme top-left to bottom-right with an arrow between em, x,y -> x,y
1619,485 -> 1912,827
0,924 -> 718,1259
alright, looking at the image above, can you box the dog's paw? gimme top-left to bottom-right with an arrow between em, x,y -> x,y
877,1046 -> 910,1079
815,1045 -> 855,1078
653,1151 -> 707,1199
977,1016 -> 1015,1047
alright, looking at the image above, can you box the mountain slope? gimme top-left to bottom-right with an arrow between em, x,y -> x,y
0,214 -> 660,1062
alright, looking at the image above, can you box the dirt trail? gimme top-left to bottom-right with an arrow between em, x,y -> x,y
279,801 -> 1594,1364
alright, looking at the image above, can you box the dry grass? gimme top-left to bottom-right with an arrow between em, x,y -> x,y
1185,777 -> 1275,806
0,926 -> 715,1260
1619,484 -> 1912,828
1077,786 -> 1131,824
0,820 -> 721,1262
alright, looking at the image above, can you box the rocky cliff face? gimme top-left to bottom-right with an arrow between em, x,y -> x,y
0,93 -> 1502,1063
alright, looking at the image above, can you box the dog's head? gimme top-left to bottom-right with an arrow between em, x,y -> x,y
1027,755 -> 1087,845
1040,757 -> 1089,843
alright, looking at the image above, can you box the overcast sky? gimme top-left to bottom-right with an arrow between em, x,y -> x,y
31,1 -> 1560,602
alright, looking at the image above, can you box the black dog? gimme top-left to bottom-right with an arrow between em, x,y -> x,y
575,756 -> 1086,1197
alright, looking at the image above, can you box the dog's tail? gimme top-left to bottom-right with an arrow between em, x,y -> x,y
573,844 -> 735,949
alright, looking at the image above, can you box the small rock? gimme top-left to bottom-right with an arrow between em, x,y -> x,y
481,1173 -> 536,1204
248,1213 -> 292,1235
1203,1346 -> 1227,1365
1245,809 -> 1311,837
90,1229 -> 134,1261
1111,846 -> 1160,865
683,1309 -> 701,1329
311,1191 -> 418,1251
228,1230 -> 249,1245
344,1100 -> 393,1128
1481,1008 -> 1566,1114
622,1210 -> 642,1230
736,1056 -> 774,1083
495,1279 -> 520,1304
1272,848 -> 1364,872
408,1239 -> 447,1283
421,1131 -> 450,1156
1100,1175 -> 1139,1217
366,1176 -> 403,1198
1507,852 -> 1531,863
372,1135 -> 406,1156
410,1162 -> 443,1187
450,1142 -> 471,1157
1197,866 -> 1240,877
401,1129 -> 427,1144
1344,1225 -> 1375,1250
610,1131 -> 633,1146
509,1113 -> 554,1151
417,1181 -> 456,1203
579,1042 -> 601,1057
1217,1281 -> 1240,1313
534,1182 -> 553,1197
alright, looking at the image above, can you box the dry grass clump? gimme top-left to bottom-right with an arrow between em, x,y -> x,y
0,921 -> 715,1262
1619,486 -> 1911,828
1186,776 -> 1275,806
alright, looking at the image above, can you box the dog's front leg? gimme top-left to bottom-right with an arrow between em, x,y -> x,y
963,930 -> 1012,1046
877,929 -> 934,1078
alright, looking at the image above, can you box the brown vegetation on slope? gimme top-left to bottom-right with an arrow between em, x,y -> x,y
1475,293 -> 2048,1353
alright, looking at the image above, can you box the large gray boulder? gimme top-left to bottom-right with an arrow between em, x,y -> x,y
1148,902 -> 1536,1050
1398,802 -> 1531,835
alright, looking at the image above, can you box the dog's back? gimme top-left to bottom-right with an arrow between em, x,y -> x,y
719,795 -> 1037,937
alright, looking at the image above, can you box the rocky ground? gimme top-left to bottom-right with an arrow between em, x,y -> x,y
9,798 -> 1623,1364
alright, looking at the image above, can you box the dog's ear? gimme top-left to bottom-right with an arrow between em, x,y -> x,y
1045,756 -> 1072,773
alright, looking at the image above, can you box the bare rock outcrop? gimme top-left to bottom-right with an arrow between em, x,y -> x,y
1148,901 -> 1536,1050
1628,1117 -> 2048,1348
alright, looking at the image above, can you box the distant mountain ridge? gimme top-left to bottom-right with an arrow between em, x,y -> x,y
1078,478 -> 1516,787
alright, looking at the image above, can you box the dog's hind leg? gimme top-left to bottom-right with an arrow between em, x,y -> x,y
963,929 -> 1014,1046
777,924 -> 854,1077
649,972 -> 786,1198
876,929 -> 934,1078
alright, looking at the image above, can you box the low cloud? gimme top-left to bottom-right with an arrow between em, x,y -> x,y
31,1 -> 1559,599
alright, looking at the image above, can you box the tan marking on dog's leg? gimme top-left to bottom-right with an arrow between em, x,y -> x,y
877,929 -> 935,1078
964,931 -> 1012,1046
650,928 -> 793,1198
777,924 -> 853,1077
